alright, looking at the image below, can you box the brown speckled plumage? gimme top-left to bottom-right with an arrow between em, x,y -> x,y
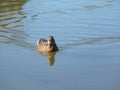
37,36 -> 58,52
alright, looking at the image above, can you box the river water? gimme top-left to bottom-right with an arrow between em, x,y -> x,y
0,0 -> 120,90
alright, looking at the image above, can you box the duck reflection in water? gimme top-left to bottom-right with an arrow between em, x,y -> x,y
37,51 -> 56,66
37,36 -> 59,66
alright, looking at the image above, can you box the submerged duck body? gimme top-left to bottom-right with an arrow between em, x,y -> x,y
37,36 -> 58,52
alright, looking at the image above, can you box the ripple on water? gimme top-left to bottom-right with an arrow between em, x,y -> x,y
0,0 -> 120,51
0,1 -> 120,89
0,0 -> 35,50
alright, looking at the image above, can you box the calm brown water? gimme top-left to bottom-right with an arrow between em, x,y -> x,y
0,0 -> 120,90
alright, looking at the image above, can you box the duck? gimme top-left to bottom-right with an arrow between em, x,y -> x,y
36,36 -> 59,52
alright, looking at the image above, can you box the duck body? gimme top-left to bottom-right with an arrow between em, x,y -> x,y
37,36 -> 58,52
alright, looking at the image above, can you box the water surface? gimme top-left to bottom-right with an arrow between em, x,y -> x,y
0,0 -> 120,90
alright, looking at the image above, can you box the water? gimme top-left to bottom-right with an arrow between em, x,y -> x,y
0,0 -> 120,90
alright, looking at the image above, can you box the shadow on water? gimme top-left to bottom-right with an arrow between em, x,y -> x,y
0,0 -> 35,50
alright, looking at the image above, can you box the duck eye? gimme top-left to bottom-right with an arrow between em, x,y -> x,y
50,43 -> 52,46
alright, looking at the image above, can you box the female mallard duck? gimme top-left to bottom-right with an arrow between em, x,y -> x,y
37,36 -> 58,52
